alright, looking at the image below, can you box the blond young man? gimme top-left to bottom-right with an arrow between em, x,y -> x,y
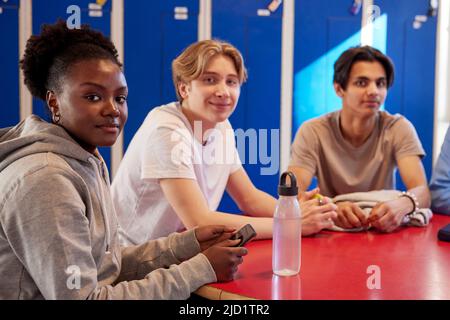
112,40 -> 337,244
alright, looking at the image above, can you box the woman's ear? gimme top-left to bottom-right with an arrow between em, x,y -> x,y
333,82 -> 345,98
46,90 -> 62,124
46,90 -> 59,115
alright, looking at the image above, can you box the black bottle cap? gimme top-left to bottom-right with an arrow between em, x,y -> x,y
278,171 -> 298,196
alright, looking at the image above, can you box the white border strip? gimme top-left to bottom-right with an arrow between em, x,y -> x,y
19,0 -> 33,120
198,0 -> 212,40
361,0 -> 374,46
111,0 -> 124,179
280,0 -> 295,173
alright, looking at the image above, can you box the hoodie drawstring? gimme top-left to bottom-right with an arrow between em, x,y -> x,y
89,157 -> 111,253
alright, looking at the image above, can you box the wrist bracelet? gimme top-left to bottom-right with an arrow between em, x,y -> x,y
399,191 -> 419,215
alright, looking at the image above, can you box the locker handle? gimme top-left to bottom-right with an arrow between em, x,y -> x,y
267,0 -> 282,13
174,6 -> 188,20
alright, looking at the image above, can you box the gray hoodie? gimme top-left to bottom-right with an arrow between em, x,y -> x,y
0,115 -> 216,299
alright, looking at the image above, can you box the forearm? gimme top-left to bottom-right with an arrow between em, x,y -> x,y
90,254 -> 215,300
407,185 -> 431,210
241,189 -> 277,218
394,185 -> 430,217
119,230 -> 200,281
193,212 -> 273,240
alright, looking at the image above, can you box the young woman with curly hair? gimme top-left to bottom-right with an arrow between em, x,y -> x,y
0,20 -> 246,300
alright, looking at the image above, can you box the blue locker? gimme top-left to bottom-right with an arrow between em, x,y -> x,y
0,0 -> 19,6
292,1 -> 361,191
375,0 -> 437,184
32,0 -> 112,170
293,0 -> 361,137
0,2 -> 20,128
123,0 -> 198,151
213,0 -> 282,212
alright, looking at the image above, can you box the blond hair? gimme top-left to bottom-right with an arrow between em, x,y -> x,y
172,39 -> 248,101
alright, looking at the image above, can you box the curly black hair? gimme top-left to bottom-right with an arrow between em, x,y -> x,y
20,19 -> 122,101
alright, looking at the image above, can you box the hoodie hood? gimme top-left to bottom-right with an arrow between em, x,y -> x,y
0,115 -> 94,172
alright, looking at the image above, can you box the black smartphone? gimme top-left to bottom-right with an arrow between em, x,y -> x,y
438,223 -> 450,242
230,224 -> 257,247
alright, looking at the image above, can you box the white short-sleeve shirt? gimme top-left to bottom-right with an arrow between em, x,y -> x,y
111,102 -> 242,245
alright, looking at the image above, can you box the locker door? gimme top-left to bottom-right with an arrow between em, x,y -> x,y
293,1 -> 372,190
123,0 -> 198,150
213,0 -> 282,212
293,0 -> 361,137
0,2 -> 19,128
161,5 -> 199,102
32,0 -> 112,170
375,0 -> 437,183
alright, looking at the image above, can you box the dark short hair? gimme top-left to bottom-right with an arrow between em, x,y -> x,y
333,46 -> 394,90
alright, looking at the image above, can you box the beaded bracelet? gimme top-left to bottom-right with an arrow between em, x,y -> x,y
399,191 -> 419,215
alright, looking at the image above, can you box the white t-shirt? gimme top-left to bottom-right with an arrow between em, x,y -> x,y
111,102 -> 242,245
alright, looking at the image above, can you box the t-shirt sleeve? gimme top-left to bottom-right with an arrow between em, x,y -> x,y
289,122 -> 319,175
140,124 -> 196,181
392,117 -> 426,161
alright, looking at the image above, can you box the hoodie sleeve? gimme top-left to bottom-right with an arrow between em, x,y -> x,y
1,164 -> 215,300
118,229 -> 206,280
97,253 -> 216,300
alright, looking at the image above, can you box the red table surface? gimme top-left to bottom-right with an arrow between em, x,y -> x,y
209,214 -> 450,300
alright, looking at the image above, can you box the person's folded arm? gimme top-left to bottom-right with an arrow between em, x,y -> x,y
370,155 -> 430,232
225,168 -> 277,217
397,155 -> 430,211
118,229 -> 201,281
159,177 -> 273,239
3,167 -> 214,300
287,166 -> 314,193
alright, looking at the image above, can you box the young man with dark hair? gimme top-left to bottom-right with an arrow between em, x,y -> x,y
288,45 -> 430,233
